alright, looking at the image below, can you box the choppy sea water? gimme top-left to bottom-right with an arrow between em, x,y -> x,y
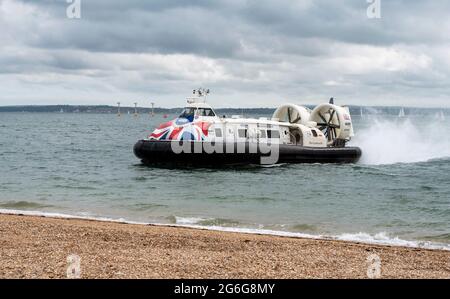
0,111 -> 449,250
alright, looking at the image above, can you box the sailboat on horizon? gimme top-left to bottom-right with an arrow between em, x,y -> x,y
436,110 -> 445,121
398,107 -> 405,118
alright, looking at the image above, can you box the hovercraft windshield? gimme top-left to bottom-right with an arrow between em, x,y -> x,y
179,108 -> 196,121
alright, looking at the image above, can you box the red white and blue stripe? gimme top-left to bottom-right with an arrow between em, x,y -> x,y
148,118 -> 211,141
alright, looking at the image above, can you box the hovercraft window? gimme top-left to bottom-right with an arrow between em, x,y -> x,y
205,108 -> 216,117
196,108 -> 216,117
179,108 -> 196,118
259,130 -> 267,138
215,128 -> 223,137
311,129 -> 318,137
238,129 -> 248,138
267,130 -> 280,139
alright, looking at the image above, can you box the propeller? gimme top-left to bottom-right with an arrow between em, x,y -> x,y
287,107 -> 302,124
316,109 -> 340,142
292,116 -> 302,123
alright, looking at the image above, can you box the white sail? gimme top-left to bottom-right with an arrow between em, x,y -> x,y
398,108 -> 405,118
436,110 -> 445,121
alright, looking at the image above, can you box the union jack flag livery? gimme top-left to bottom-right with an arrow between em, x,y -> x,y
148,117 -> 211,141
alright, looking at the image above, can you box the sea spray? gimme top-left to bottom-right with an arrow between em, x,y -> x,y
351,117 -> 450,165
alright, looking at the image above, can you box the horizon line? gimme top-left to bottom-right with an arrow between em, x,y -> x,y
0,104 -> 449,110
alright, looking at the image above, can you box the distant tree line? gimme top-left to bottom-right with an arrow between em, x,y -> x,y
0,105 -> 446,116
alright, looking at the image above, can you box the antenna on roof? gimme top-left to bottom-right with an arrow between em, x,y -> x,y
189,88 -> 211,103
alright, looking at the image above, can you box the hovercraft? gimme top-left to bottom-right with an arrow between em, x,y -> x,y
134,89 -> 362,166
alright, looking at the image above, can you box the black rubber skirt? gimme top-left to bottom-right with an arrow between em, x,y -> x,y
134,140 -> 362,166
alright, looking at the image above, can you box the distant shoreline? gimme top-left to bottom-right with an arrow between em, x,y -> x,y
0,105 -> 274,115
1,213 -> 449,278
0,105 -> 448,115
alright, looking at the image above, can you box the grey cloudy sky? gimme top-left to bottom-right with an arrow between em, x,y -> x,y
0,0 -> 449,108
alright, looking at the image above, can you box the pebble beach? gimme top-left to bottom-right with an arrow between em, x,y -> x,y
0,214 -> 449,279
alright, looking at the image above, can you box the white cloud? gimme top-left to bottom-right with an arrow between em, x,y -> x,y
328,44 -> 432,74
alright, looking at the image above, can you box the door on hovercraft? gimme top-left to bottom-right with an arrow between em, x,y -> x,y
247,123 -> 258,144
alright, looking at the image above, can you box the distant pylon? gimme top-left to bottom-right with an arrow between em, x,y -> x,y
150,102 -> 155,117
134,102 -> 138,117
117,102 -> 121,117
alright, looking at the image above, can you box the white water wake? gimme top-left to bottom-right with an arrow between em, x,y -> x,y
351,117 -> 450,165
